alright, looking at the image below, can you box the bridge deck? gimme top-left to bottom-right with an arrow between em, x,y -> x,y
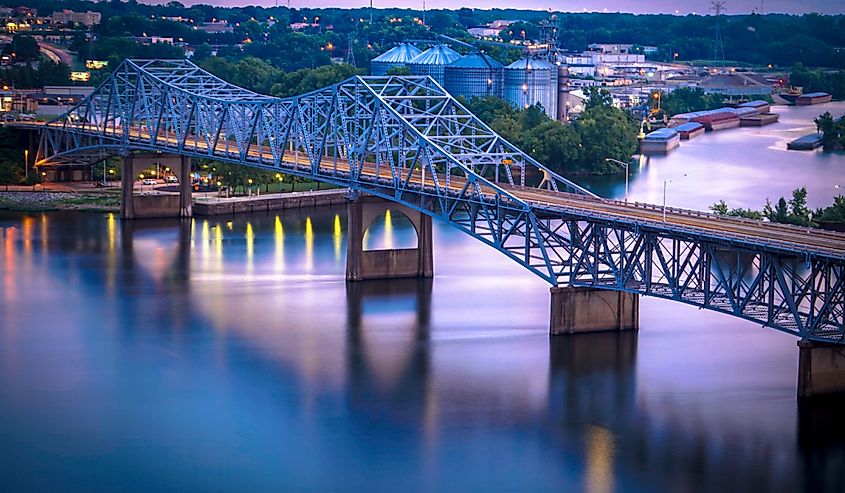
18,120 -> 843,261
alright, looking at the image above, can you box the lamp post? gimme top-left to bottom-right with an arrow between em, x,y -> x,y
663,179 -> 671,222
605,158 -> 630,203
24,149 -> 28,180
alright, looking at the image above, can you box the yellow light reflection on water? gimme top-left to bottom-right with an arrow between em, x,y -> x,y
305,217 -> 314,271
585,425 -> 615,493
106,213 -> 116,252
384,209 -> 393,249
245,222 -> 254,273
201,220 -> 210,269
333,214 -> 342,263
274,216 -> 285,271
215,224 -> 223,265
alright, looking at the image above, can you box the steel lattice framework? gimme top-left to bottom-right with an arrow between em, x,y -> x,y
32,59 -> 845,344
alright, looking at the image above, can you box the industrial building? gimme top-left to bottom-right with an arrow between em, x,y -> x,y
407,44 -> 461,86
444,52 -> 503,100
369,43 -> 422,76
504,57 -> 558,119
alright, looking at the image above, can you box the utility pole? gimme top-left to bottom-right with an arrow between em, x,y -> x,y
711,1 -> 726,65
369,0 -> 373,24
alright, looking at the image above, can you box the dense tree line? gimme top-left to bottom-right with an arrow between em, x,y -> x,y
655,87 -> 731,117
4,1 -> 843,70
790,64 -> 845,100
711,187 -> 845,227
0,60 -> 70,89
460,89 -> 638,176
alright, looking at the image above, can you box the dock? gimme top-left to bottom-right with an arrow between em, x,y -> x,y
192,188 -> 348,216
787,134 -> 824,150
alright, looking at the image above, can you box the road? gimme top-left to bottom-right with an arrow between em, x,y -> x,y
0,35 -> 74,66
20,120 -> 845,259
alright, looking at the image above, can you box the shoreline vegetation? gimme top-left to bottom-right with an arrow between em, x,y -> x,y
0,191 -> 121,213
710,188 -> 845,230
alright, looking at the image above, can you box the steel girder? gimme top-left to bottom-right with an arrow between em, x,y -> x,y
34,59 -> 844,344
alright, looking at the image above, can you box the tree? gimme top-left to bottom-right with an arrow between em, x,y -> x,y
574,104 -> 638,173
710,200 -> 729,215
7,35 -> 40,63
193,43 -> 213,62
764,197 -> 790,224
584,87 -> 613,110
788,187 -> 811,224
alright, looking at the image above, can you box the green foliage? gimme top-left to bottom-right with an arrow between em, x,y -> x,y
790,64 -> 845,99
584,87 -> 614,110
761,187 -> 811,226
385,66 -> 411,76
4,35 -> 40,62
659,87 -> 726,116
462,95 -> 637,175
815,196 -> 845,224
270,64 -> 364,98
814,111 -> 845,149
0,128 -> 26,185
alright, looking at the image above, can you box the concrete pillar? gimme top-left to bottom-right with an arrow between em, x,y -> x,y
550,286 -> 639,335
120,153 -> 135,219
179,155 -> 192,218
797,341 -> 845,398
120,152 -> 191,220
346,196 -> 433,281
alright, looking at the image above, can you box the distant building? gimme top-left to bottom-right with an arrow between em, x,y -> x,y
467,20 -> 514,39
699,72 -> 772,96
587,43 -> 634,54
51,10 -> 101,27
197,21 -> 233,34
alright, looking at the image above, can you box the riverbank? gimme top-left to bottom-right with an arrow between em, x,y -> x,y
0,190 -> 121,212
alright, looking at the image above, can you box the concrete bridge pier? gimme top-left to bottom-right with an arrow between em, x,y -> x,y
120,152 -> 192,219
550,287 -> 639,335
798,341 -> 845,398
346,196 -> 433,281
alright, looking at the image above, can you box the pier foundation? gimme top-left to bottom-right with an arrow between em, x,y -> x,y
346,196 -> 433,281
798,341 -> 845,398
550,287 -> 639,335
121,152 -> 192,219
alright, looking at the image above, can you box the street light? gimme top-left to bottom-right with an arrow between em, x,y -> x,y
23,149 -> 28,180
605,158 -> 630,203
663,179 -> 671,222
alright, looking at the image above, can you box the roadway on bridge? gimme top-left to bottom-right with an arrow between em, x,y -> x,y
27,120 -> 845,259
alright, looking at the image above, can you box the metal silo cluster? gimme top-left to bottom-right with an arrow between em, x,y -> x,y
407,44 -> 461,86
504,57 -> 559,119
370,43 -> 422,76
444,52 -> 504,100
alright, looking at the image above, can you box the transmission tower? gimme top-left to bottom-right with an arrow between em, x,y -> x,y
711,1 -> 726,65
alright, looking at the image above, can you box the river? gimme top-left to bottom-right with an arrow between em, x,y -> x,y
0,103 -> 843,492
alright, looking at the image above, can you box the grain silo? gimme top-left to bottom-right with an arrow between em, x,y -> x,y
444,52 -> 504,99
503,57 -> 558,119
370,43 -> 422,76
407,44 -> 461,86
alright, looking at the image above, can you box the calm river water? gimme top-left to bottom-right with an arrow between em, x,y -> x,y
0,103 -> 843,492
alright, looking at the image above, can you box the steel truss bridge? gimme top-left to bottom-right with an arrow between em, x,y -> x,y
23,59 -> 845,344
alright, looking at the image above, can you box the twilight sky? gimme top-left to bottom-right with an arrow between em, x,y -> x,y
169,0 -> 844,15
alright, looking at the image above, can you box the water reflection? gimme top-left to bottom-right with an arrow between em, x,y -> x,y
0,209 -> 842,492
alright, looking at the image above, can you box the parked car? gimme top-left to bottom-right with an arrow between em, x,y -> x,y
165,175 -> 179,183
141,179 -> 157,186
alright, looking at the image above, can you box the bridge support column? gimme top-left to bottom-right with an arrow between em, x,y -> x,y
120,152 -> 192,220
798,341 -> 845,398
550,287 -> 639,335
346,195 -> 433,281
120,153 -> 135,220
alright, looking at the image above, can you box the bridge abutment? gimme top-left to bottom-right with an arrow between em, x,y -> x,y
120,153 -> 192,219
798,341 -> 845,398
550,287 -> 639,335
346,196 -> 433,281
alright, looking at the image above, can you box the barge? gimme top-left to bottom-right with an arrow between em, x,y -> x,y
673,122 -> 705,140
787,133 -> 824,150
640,127 -> 680,154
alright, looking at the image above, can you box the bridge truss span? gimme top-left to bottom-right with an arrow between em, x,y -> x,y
32,59 -> 845,344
